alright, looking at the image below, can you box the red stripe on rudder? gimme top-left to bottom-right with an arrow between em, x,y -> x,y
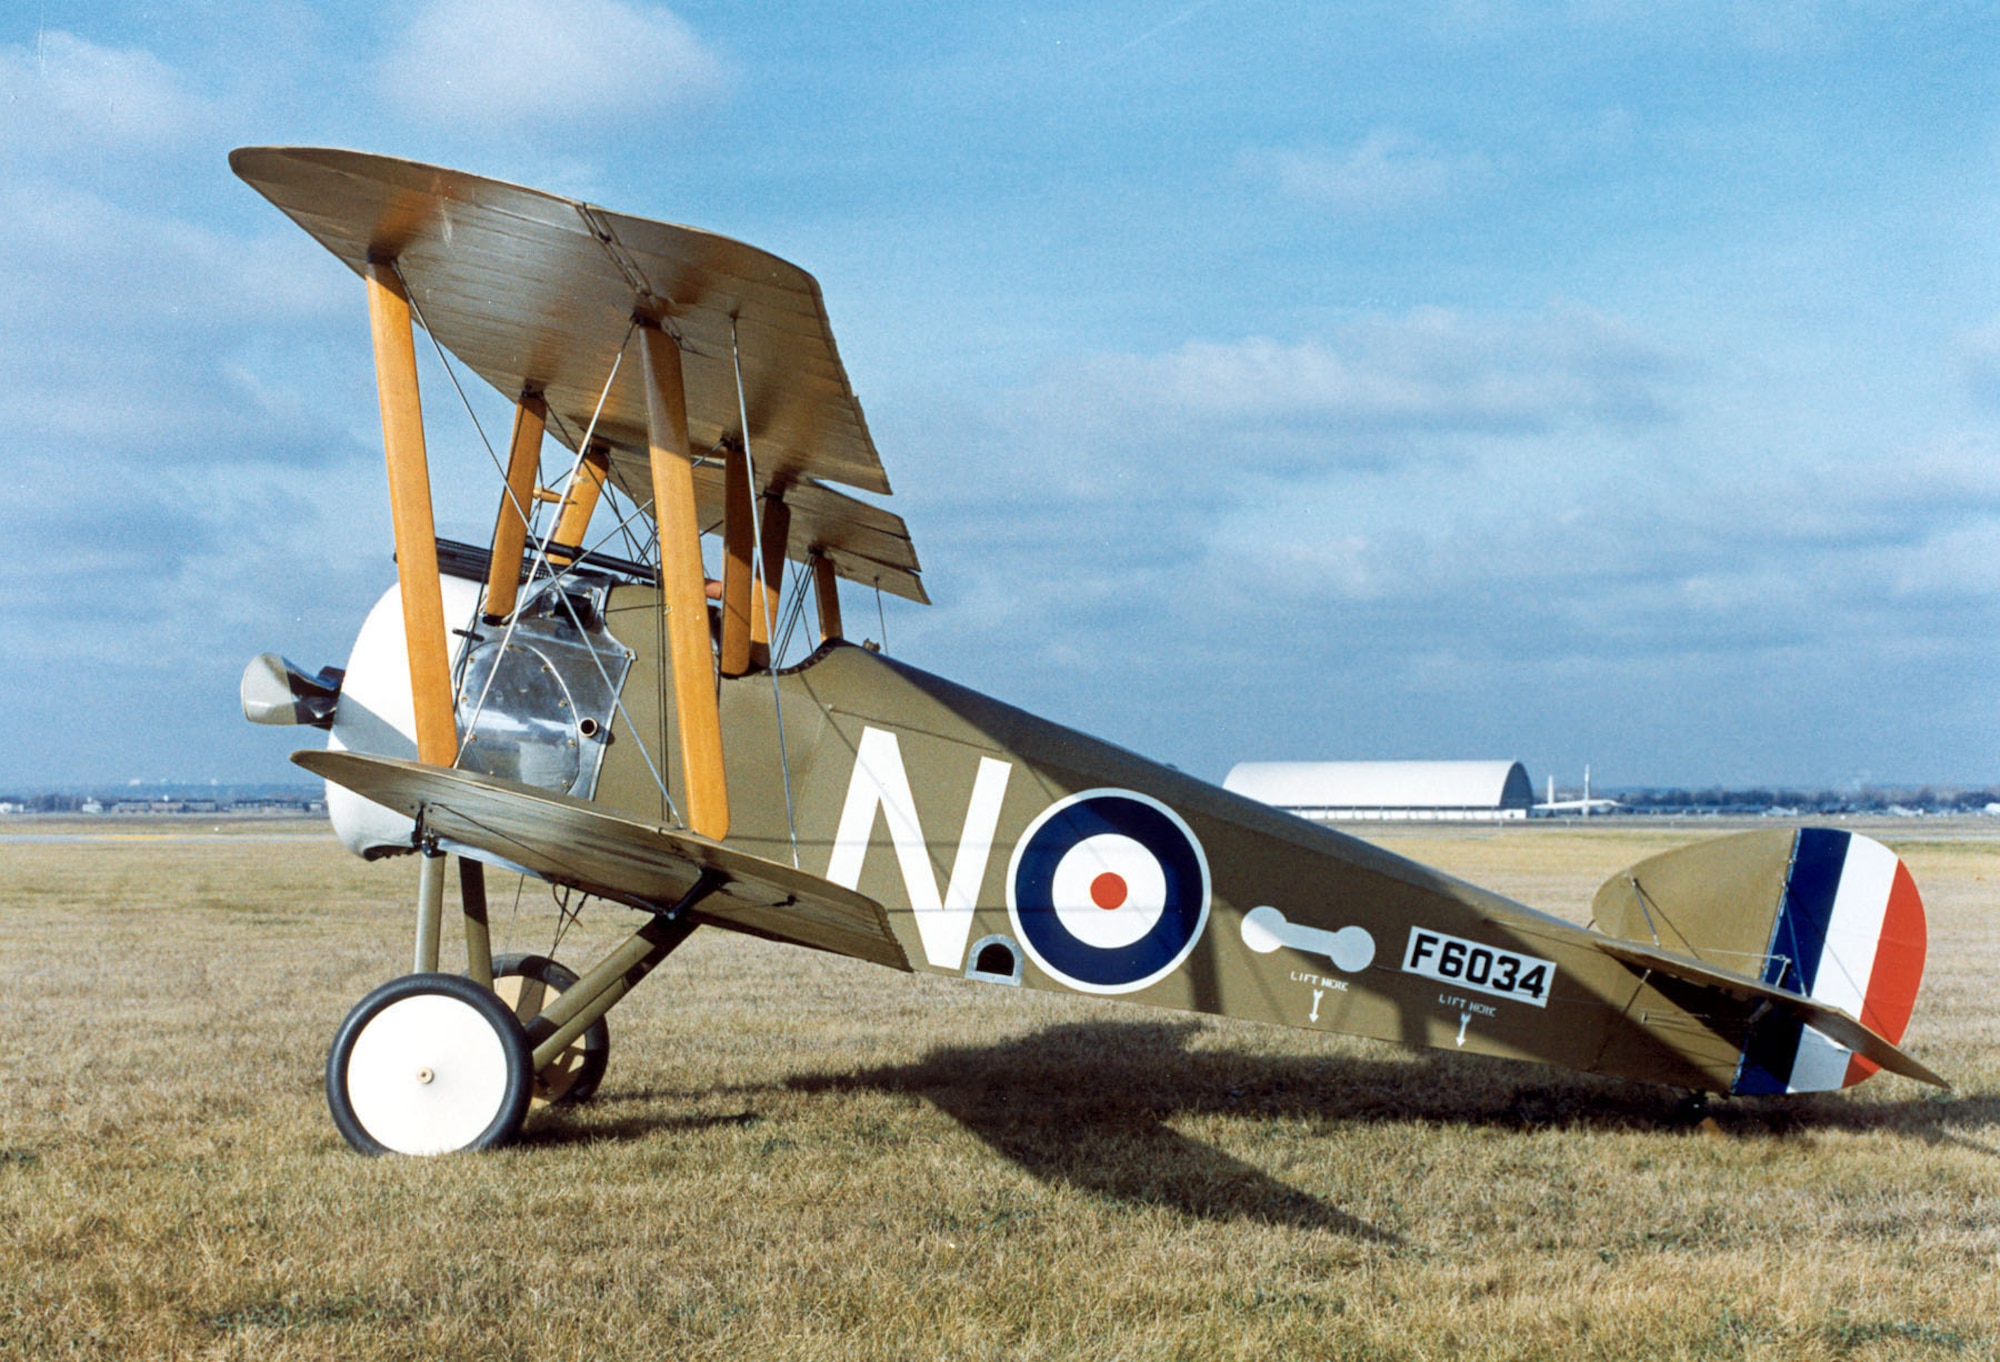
1843,860 -> 1928,1086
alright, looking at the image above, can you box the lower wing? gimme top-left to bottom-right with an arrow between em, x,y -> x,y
294,749 -> 910,973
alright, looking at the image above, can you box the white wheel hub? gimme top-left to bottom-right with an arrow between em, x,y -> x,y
344,993 -> 512,1155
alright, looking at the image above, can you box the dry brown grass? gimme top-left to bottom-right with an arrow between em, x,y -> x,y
1,817 -> 1996,1360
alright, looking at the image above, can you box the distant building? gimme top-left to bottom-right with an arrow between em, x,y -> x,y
1224,760 -> 1537,823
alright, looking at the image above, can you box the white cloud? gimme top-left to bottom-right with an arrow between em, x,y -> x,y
1019,306 -> 1676,462
376,0 -> 727,136
898,307 -> 1684,687
884,303 -> 2000,786
0,177 -> 353,453
0,31 -> 210,153
1245,130 -> 1489,216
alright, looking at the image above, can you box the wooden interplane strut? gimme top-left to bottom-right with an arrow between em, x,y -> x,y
231,149 -> 929,609
640,323 -> 730,839
550,444 -> 610,565
363,261 -> 457,767
483,392 -> 546,623
814,554 -> 843,642
751,496 -> 791,669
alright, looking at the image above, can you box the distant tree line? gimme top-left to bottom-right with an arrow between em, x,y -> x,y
1614,786 -> 2000,815
5,793 -> 89,812
0,786 -> 325,813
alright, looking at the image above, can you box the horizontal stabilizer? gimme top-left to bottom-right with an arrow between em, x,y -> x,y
295,749 -> 909,972
1591,935 -> 1946,1089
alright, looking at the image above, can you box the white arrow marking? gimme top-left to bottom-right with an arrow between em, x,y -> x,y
1456,1012 -> 1472,1047
1240,905 -> 1376,973
1309,988 -> 1324,1023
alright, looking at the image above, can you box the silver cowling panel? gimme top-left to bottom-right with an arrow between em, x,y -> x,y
454,582 -> 632,800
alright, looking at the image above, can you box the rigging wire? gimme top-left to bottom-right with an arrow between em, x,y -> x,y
543,407 -> 653,567
433,322 -> 680,827
732,316 -> 801,868
519,323 -> 632,596
502,872 -> 525,958
548,885 -> 588,957
773,552 -> 816,664
602,480 -> 651,564
457,325 -> 631,731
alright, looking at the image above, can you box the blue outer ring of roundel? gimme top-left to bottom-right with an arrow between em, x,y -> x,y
1005,788 -> 1211,995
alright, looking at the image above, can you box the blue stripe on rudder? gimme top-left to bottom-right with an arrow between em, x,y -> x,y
1765,828 -> 1849,996
1733,1014 -> 1804,1095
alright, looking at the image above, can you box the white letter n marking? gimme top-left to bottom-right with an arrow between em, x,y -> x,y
825,726 -> 1012,969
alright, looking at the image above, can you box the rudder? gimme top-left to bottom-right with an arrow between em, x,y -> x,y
1592,828 -> 1927,1094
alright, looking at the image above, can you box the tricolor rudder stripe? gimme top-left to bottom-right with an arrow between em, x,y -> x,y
1732,830 -> 1928,1095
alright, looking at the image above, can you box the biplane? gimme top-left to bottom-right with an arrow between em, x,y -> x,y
233,147 -> 1940,1157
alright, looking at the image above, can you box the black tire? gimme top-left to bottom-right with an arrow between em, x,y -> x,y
490,952 -> 611,1105
327,972 -> 534,1157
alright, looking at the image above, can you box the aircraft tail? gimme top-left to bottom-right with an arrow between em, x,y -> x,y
1590,829 -> 1929,1093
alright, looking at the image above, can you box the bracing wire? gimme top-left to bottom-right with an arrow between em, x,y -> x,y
502,872 -> 525,958
520,323 -> 632,597
773,552 -> 816,663
397,264 -> 502,485
454,336 -> 623,737
544,409 -> 654,567
602,480 -> 650,563
549,884 -> 589,957
430,321 -> 680,827
731,316 -> 800,867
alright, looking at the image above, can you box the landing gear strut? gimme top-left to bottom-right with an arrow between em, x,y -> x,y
324,857 -> 714,1155
491,952 -> 610,1106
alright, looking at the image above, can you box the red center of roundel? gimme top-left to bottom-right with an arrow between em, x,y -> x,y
1090,872 -> 1128,910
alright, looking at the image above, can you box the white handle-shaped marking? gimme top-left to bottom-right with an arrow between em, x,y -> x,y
1240,905 -> 1376,973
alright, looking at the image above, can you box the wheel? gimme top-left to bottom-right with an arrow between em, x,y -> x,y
327,973 -> 533,1156
490,952 -> 610,1106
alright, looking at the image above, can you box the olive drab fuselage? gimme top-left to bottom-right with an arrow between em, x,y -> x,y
585,584 -> 1774,1094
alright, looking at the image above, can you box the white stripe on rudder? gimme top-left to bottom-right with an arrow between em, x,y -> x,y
1810,834 -> 1896,1018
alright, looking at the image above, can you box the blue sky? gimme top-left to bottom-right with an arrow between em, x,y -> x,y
3,1 -> 1998,790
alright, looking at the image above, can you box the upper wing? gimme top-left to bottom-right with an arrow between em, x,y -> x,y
295,749 -> 910,973
231,145 -> 924,602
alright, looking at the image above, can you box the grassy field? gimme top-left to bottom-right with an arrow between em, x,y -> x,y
1,817 -> 1995,1360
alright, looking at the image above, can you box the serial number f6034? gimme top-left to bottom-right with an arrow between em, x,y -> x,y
1401,928 -> 1554,1008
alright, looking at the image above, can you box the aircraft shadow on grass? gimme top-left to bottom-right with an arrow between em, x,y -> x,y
785,1019 -> 1998,1228
781,1019 -> 1401,1240
527,1018 -> 1996,1236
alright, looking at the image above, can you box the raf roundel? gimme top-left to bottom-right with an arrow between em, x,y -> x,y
1006,789 -> 1211,994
